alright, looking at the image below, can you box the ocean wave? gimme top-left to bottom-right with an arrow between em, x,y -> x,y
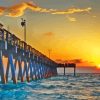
0,73 -> 100,100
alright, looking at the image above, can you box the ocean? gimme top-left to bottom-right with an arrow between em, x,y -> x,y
0,73 -> 100,100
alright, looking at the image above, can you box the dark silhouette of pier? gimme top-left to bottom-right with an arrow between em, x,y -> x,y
0,24 -> 76,84
57,63 -> 76,76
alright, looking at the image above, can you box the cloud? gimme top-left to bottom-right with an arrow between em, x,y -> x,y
68,59 -> 84,63
0,7 -> 5,15
56,59 -> 91,64
51,7 -> 91,14
0,2 -> 92,17
55,59 -> 68,64
66,16 -> 77,22
6,2 -> 40,17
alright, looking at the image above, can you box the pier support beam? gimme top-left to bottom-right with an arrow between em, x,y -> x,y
0,50 -> 6,84
74,66 -> 76,76
6,59 -> 9,82
9,54 -> 17,84
18,57 -> 23,82
64,67 -> 65,76
24,59 -> 30,82
29,60 -> 33,80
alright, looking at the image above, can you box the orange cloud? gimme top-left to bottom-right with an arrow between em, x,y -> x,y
0,2 -> 92,17
55,59 -> 95,67
56,59 -> 84,64
0,7 -> 5,15
7,2 -> 40,17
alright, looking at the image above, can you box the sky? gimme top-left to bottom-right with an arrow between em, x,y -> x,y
0,0 -> 100,73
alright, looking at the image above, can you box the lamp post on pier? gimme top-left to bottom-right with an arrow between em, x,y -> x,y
21,18 -> 26,42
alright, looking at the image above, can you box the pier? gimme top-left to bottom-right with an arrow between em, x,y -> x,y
57,63 -> 76,76
0,27 -> 76,84
0,28 -> 58,84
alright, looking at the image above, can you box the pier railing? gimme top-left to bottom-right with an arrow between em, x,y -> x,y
0,28 -> 57,84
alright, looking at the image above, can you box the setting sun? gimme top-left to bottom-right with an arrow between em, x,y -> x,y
97,64 -> 100,69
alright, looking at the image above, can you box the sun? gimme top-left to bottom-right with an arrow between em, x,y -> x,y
97,64 -> 100,69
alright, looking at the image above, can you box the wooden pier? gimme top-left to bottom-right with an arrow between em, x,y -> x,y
0,28 -> 57,84
0,24 -> 76,84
